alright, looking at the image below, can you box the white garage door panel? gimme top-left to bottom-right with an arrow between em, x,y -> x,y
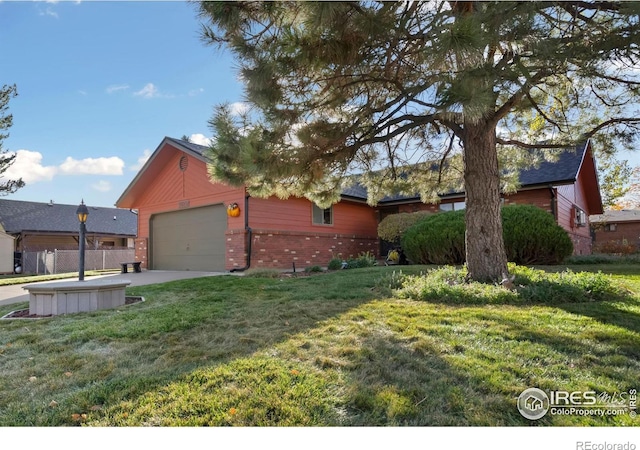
151,205 -> 227,271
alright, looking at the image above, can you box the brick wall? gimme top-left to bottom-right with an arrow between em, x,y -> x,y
233,228 -> 379,270
593,221 -> 640,252
134,238 -> 148,269
567,231 -> 592,255
504,189 -> 554,214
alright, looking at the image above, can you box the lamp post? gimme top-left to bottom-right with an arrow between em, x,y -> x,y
76,200 -> 89,281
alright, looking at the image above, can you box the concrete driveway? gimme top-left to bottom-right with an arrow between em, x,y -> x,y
0,270 -> 237,308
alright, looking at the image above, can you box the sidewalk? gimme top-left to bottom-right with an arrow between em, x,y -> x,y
0,270 -> 235,307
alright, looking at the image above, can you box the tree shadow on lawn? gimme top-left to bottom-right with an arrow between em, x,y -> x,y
558,301 -> 640,337
335,333 -> 526,426
0,275 -> 381,426
7,271 -> 639,426
337,308 -> 639,426
467,308 -> 640,384
89,299 -> 640,426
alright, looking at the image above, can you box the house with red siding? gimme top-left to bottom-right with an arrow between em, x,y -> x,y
116,137 -> 603,271
351,141 -> 602,255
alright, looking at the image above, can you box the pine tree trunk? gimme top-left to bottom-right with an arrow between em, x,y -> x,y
462,121 -> 509,282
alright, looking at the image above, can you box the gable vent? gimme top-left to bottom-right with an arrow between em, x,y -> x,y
179,155 -> 189,172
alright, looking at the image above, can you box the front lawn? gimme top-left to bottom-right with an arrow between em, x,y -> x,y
0,264 -> 638,426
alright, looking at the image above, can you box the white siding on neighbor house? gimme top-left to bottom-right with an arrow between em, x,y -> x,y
0,231 -> 15,273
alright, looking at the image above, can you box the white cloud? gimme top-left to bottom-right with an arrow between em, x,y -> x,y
2,151 -> 126,185
38,7 -> 59,18
130,149 -> 152,171
59,156 -> 124,175
2,150 -> 57,184
106,84 -> 130,94
91,180 -> 112,192
134,83 -> 161,99
188,134 -> 213,147
229,102 -> 250,116
188,88 -> 205,97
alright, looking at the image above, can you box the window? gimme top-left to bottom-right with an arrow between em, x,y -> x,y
574,206 -> 587,227
439,201 -> 465,212
312,204 -> 333,225
605,223 -> 617,232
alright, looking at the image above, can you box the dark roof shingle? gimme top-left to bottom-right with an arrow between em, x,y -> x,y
343,143 -> 588,203
0,199 -> 137,236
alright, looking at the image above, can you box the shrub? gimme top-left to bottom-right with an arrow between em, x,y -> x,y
593,240 -> 637,255
377,211 -> 432,243
345,251 -> 377,269
401,205 -> 574,265
387,263 -> 628,305
401,210 -> 466,265
501,204 -> 573,265
327,258 -> 344,271
304,265 -> 324,273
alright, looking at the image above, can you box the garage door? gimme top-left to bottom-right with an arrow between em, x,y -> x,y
150,204 -> 227,271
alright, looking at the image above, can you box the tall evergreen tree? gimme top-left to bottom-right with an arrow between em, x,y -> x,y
0,84 -> 24,196
198,1 -> 640,281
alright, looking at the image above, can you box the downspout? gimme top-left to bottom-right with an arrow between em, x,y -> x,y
549,185 -> 557,220
230,192 -> 252,272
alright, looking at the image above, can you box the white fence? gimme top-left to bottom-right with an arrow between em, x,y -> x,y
21,249 -> 135,275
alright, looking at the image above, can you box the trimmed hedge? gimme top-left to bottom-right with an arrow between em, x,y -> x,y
401,205 -> 573,265
402,209 -> 466,265
502,204 -> 573,264
377,211 -> 432,243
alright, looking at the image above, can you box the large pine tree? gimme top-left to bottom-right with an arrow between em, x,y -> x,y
198,1 -> 640,281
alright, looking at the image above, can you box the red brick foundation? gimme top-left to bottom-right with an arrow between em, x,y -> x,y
567,231 -> 592,256
226,228 -> 379,270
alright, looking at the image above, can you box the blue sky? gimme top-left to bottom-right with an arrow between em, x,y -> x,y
1,0 -> 243,208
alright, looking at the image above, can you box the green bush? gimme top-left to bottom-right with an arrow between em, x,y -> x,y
502,204 -> 573,265
327,258 -> 344,271
377,211 -> 432,243
401,209 -> 466,265
386,263 -> 628,305
345,251 -> 377,269
401,205 -> 574,265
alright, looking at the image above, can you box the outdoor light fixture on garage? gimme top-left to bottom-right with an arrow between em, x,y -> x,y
76,200 -> 89,281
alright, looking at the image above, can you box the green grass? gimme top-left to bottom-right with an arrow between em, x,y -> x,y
0,264 -> 638,426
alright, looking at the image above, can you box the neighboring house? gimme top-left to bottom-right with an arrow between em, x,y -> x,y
117,137 -> 603,272
0,199 -> 138,253
590,210 -> 640,253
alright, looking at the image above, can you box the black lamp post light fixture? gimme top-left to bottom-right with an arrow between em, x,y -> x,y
76,200 -> 89,281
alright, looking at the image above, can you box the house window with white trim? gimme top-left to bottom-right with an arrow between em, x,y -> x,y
439,201 -> 466,212
312,204 -> 333,225
605,223 -> 617,232
574,206 -> 587,227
